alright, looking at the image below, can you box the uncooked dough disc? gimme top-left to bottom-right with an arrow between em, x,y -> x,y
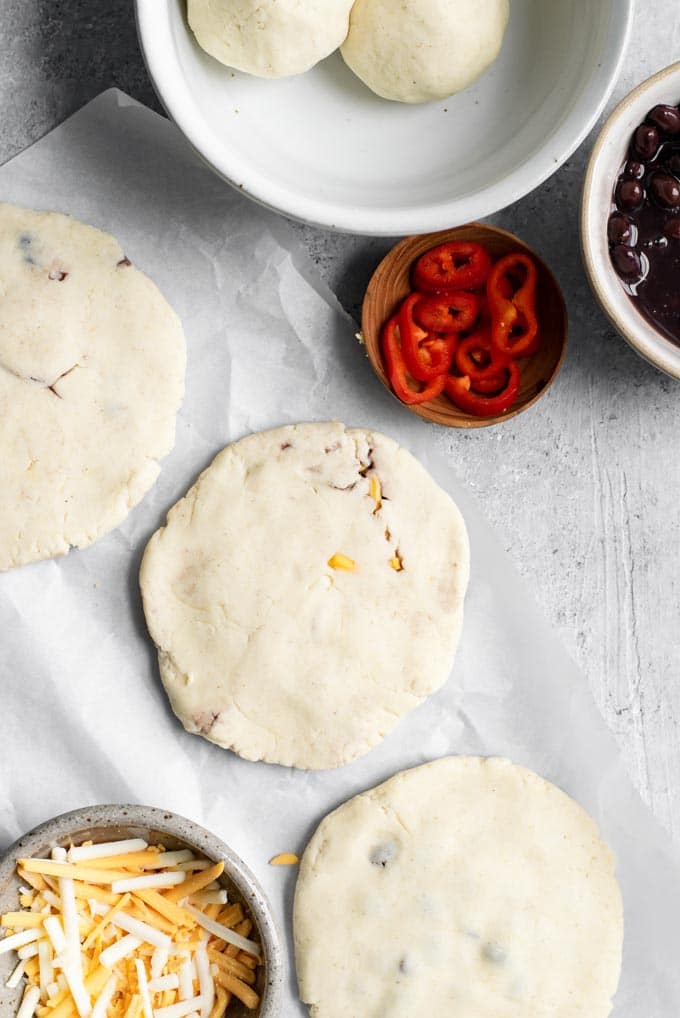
188,0 -> 354,78
0,203 -> 186,571
140,422 -> 469,769
294,756 -> 624,1018
341,0 -> 510,104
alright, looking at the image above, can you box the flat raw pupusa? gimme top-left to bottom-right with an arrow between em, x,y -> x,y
294,756 -> 624,1018
0,203 -> 186,571
140,422 -> 470,769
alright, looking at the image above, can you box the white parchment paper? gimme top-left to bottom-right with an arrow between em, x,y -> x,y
0,90 -> 678,1015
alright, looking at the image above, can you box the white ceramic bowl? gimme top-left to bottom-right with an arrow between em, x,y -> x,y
581,61 -> 680,379
135,0 -> 633,236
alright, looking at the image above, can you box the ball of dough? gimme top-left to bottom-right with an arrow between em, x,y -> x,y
188,0 -> 355,78
140,422 -> 469,769
341,0 -> 510,104
0,203 -> 186,571
295,757 -> 624,1018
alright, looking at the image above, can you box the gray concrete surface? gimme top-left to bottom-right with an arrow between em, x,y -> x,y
2,2 -> 680,841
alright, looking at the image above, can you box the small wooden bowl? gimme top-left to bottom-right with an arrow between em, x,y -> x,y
362,224 -> 568,428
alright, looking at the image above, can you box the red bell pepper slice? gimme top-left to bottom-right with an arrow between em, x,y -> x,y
412,241 -> 493,293
445,360 -> 520,417
469,372 -> 511,394
399,294 -> 456,381
487,253 -> 540,358
454,329 -> 511,382
412,291 -> 480,333
381,315 -> 447,405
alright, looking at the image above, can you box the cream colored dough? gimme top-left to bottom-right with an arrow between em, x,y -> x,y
0,203 -> 186,571
188,0 -> 354,77
341,0 -> 510,103
295,756 -> 624,1018
140,422 -> 469,769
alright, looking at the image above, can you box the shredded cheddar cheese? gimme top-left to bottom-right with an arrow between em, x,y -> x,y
368,476 -> 382,511
268,854 -> 299,867
2,840 -> 262,1018
327,553 -> 356,572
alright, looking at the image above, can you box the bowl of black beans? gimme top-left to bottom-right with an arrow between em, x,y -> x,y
581,61 -> 680,379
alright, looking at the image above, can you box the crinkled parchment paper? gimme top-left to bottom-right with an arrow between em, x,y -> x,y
0,91 -> 678,1015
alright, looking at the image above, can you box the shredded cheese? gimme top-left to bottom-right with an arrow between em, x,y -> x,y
268,853 -> 299,866
327,553 -> 356,571
0,930 -> 45,955
5,959 -> 27,989
155,995 -> 206,1018
134,959 -> 153,1018
369,476 -> 382,510
90,974 -> 117,1018
181,907 -> 260,958
3,839 -> 262,1017
68,841 -> 148,863
111,872 -> 186,894
99,933 -> 142,969
16,985 -> 41,1018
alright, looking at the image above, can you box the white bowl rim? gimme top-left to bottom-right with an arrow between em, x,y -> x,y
0,803 -> 284,1018
581,59 -> 680,380
135,0 -> 635,236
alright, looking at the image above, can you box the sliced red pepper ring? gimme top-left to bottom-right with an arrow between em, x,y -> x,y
399,293 -> 456,381
454,329 -> 511,382
381,315 -> 447,406
445,360 -> 521,417
487,253 -> 540,358
469,372 -> 510,394
412,241 -> 493,294
412,291 -> 480,333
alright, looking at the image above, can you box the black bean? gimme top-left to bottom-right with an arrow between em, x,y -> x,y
633,124 -> 660,161
611,245 -> 642,281
615,179 -> 644,211
607,212 -> 634,246
650,172 -> 680,209
647,104 -> 680,136
664,217 -> 680,241
667,153 -> 680,176
623,159 -> 645,180
369,842 -> 398,867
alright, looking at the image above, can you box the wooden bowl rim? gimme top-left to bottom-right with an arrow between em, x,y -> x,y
361,223 -> 569,429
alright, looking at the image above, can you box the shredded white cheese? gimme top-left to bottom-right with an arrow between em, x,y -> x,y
68,839 -> 148,862
15,985 -> 40,1018
111,871 -> 186,893
183,904 -> 261,956
5,959 -> 26,989
99,933 -> 142,969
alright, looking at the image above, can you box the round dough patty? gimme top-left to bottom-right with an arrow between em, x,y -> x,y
341,0 -> 509,104
188,0 -> 354,78
140,422 -> 469,769
295,757 -> 623,1018
0,204 -> 186,571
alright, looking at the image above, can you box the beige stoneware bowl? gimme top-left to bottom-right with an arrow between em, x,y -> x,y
0,804 -> 283,1018
581,61 -> 680,379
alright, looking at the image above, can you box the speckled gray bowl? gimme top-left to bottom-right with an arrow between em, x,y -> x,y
0,804 -> 283,1018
